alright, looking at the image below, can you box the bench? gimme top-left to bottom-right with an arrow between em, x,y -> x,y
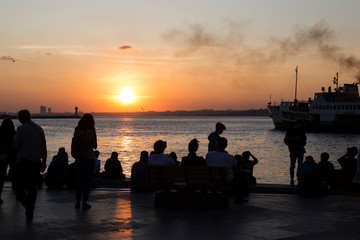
147,166 -> 231,208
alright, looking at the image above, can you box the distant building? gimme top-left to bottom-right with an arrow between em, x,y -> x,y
48,108 -> 51,114
40,105 -> 46,114
75,106 -> 78,116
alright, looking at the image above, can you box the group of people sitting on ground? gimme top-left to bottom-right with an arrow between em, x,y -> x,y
44,148 -> 126,189
295,146 -> 360,196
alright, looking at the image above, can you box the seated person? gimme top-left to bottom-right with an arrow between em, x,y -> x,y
337,147 -> 358,188
241,151 -> 258,185
181,138 -> 206,166
170,152 -> 181,166
45,147 -> 69,189
319,152 -> 336,191
148,140 -> 175,166
206,137 -> 248,203
130,151 -> 153,192
102,152 -> 125,179
94,150 -> 101,177
297,156 -> 324,196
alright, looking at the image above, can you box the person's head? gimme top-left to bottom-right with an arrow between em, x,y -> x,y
18,109 -> 31,124
77,113 -> 95,130
215,122 -> 226,134
188,138 -> 199,154
0,118 -> 15,134
242,151 -> 250,160
140,151 -> 149,162
235,154 -> 245,165
110,152 -> 118,159
346,147 -> 358,157
170,152 -> 177,161
216,137 -> 228,152
153,140 -> 167,154
58,147 -> 68,159
320,152 -> 329,162
305,155 -> 315,163
94,150 -> 100,158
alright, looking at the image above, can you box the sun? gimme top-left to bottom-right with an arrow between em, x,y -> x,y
117,87 -> 136,104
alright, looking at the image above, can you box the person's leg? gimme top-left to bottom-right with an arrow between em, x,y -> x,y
75,159 -> 84,207
290,152 -> 297,180
82,158 -> 95,209
0,161 -> 8,202
12,162 -> 29,208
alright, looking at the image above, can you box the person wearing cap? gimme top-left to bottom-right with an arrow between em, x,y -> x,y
208,122 -> 226,152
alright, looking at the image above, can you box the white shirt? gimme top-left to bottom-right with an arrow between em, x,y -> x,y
148,153 -> 175,166
205,151 -> 237,181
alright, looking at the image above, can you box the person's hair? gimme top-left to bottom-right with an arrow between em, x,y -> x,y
170,152 -> 177,160
76,113 -> 95,130
346,147 -> 358,157
305,155 -> 315,162
0,118 -> 15,138
18,109 -> 31,122
154,140 -> 167,153
320,152 -> 329,161
57,147 -> 68,159
188,138 -> 199,153
111,152 -> 118,159
216,137 -> 228,150
216,122 -> 226,131
242,151 -> 250,159
140,151 -> 149,162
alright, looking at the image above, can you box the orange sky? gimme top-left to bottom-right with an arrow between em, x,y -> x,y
1,1 -> 360,113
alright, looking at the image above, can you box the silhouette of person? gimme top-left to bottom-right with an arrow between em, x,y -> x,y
170,152 -> 180,166
206,137 -> 248,203
297,156 -> 323,196
130,151 -> 153,192
0,118 -> 16,204
148,140 -> 175,166
103,152 -> 125,179
45,147 -> 69,189
208,122 -> 226,152
181,138 -> 206,166
73,113 -> 97,210
284,120 -> 307,186
337,147 -> 358,188
241,151 -> 259,185
13,110 -> 47,219
94,150 -> 101,177
319,152 -> 336,191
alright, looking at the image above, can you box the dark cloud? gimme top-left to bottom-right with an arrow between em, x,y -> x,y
1,56 -> 15,62
118,45 -> 133,50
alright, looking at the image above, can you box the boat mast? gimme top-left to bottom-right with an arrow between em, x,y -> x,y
294,66 -> 298,101
333,72 -> 339,90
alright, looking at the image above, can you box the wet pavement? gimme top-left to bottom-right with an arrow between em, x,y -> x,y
1,184 -> 360,240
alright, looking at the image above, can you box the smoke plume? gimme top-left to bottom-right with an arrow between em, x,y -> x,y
1,56 -> 15,62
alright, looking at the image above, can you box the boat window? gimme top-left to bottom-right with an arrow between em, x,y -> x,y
346,105 -> 349,110
350,105 -> 352,110
326,105 -> 329,110
342,105 -> 344,110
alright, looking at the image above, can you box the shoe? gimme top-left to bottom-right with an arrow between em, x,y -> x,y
74,202 -> 81,209
290,179 -> 295,186
82,203 -> 91,210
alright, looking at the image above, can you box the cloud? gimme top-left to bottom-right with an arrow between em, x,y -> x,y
118,45 -> 133,50
1,56 -> 15,62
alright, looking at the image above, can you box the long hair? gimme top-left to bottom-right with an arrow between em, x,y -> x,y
0,118 -> 16,143
76,113 -> 95,130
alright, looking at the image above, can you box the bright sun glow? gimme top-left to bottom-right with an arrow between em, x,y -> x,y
117,87 -> 136,104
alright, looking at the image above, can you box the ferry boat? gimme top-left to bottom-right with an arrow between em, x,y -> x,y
267,67 -> 360,132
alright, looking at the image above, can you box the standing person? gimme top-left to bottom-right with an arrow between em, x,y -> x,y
72,113 -> 97,210
208,122 -> 226,152
0,118 -> 16,204
284,120 -> 307,186
13,110 -> 47,219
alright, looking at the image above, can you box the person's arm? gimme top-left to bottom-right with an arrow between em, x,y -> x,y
41,130 -> 47,173
249,152 -> 258,165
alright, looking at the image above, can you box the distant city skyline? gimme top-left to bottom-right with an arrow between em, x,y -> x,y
1,1 -> 360,113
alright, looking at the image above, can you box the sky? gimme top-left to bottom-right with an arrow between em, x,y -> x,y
1,0 -> 360,113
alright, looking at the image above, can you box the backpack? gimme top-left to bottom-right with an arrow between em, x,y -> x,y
71,133 -> 88,159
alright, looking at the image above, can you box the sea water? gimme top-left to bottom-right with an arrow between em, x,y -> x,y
6,116 -> 360,184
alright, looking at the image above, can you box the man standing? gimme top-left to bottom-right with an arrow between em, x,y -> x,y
284,120 -> 307,186
208,122 -> 226,152
13,109 -> 47,219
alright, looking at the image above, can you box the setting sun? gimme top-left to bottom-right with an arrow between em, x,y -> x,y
117,87 -> 136,104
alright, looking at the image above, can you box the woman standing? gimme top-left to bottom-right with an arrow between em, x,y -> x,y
0,118 -> 16,203
72,113 -> 97,210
